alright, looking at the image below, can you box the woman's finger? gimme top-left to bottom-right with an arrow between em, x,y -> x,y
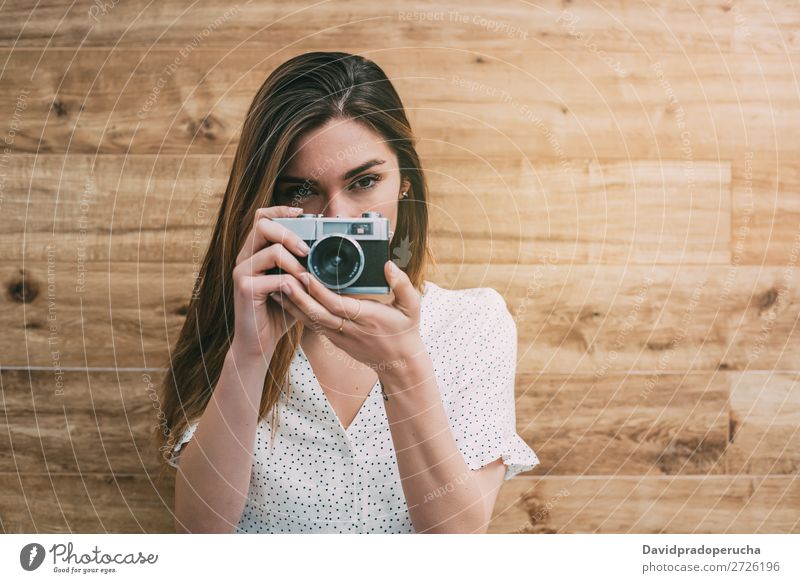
298,272 -> 373,322
270,291 -> 314,328
236,243 -> 307,279
280,277 -> 342,331
384,261 -> 419,315
239,273 -> 299,302
236,206 -> 306,264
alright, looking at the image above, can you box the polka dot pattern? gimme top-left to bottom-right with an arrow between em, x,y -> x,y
168,280 -> 540,533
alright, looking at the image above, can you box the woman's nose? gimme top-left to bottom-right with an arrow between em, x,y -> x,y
320,193 -> 352,218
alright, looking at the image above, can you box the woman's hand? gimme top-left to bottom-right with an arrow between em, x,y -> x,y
269,260 -> 425,370
230,205 -> 310,359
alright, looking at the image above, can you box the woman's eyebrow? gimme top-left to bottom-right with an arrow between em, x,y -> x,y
342,158 -> 386,180
276,158 -> 386,184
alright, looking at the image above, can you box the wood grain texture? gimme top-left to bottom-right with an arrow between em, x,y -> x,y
0,369 -> 178,475
5,473 -> 797,533
0,1 -> 737,52
3,262 -> 798,372
0,154 -> 730,264
2,367 -> 798,533
0,48 -> 797,158
0,473 -> 174,533
732,156 -> 800,265
515,372 -> 731,477
725,372 -> 800,475
1,0 -> 798,534
0,261 -> 189,369
491,475 -> 800,533
10,368 -> 788,478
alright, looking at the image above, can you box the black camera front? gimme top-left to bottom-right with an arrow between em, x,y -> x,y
308,234 -> 364,290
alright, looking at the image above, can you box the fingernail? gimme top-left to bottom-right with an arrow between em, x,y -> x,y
269,292 -> 281,301
389,261 -> 398,274
281,284 -> 292,296
297,240 -> 311,255
299,272 -> 310,286
290,207 -> 303,214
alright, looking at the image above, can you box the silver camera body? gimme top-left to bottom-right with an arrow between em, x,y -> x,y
266,211 -> 391,295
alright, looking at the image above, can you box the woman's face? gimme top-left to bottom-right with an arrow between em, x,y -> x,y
273,117 -> 410,234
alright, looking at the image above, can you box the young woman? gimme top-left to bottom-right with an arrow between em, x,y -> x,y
157,51 -> 539,534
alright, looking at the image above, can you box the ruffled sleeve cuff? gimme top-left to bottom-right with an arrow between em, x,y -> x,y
460,431 -> 541,481
499,433 -> 541,480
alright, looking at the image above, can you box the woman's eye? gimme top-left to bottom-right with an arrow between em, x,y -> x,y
349,174 -> 382,191
281,187 -> 314,200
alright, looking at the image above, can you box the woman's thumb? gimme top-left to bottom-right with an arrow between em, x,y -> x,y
385,260 -> 417,313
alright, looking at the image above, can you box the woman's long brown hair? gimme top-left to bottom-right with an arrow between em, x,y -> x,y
154,51 -> 433,472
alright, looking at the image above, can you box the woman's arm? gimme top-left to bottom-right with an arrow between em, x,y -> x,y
174,345 -> 270,533
379,348 -> 505,534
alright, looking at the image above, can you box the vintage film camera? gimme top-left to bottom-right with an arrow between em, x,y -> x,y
266,211 -> 391,295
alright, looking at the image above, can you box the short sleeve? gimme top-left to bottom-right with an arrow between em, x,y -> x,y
445,288 -> 540,481
166,421 -> 199,468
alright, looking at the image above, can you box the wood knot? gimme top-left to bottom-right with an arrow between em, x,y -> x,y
646,340 -> 672,351
8,272 -> 39,303
757,286 -> 779,315
52,99 -> 68,118
657,436 -> 725,473
729,411 -> 739,443
186,114 -> 223,141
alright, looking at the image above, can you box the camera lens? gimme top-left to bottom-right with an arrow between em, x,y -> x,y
308,234 -> 364,290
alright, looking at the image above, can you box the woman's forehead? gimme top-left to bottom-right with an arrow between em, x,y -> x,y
282,119 -> 396,180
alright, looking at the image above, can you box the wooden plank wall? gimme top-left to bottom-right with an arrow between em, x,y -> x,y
0,0 -> 798,533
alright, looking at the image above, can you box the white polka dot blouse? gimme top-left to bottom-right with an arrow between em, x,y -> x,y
168,280 -> 540,533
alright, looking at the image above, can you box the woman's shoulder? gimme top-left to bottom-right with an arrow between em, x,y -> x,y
422,280 -> 512,329
420,281 -> 517,379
